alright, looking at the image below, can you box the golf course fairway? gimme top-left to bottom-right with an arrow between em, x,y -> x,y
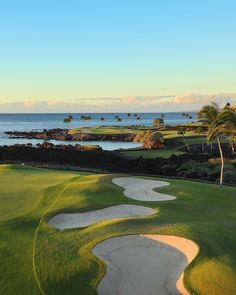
0,164 -> 236,295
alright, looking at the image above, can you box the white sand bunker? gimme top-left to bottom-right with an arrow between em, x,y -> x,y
48,204 -> 155,230
93,235 -> 199,295
112,177 -> 176,201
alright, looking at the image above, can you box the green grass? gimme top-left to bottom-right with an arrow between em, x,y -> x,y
122,147 -> 184,158
69,126 -> 147,135
0,165 -> 79,222
121,136 -> 230,159
121,136 -> 207,159
0,165 -> 236,295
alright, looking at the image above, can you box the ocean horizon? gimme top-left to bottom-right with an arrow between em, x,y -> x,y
0,112 -> 197,131
0,112 -> 197,150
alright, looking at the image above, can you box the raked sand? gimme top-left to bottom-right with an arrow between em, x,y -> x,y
48,204 -> 156,230
112,177 -> 176,201
93,235 -> 199,295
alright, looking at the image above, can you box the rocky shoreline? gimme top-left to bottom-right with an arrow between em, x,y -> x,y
5,129 -> 136,142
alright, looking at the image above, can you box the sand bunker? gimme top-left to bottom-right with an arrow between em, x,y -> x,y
112,177 -> 176,201
48,204 -> 156,230
93,235 -> 199,295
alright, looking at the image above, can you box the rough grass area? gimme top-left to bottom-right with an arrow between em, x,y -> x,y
122,147 -> 184,158
121,137 -> 207,159
121,136 -> 229,159
0,165 -> 236,295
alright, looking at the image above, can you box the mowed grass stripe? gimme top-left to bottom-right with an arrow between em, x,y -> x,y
33,177 -> 80,294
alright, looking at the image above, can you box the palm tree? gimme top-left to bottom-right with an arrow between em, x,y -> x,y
177,128 -> 190,153
229,136 -> 236,154
217,105 -> 236,127
198,102 -> 225,185
216,105 -> 236,154
63,115 -> 73,123
153,118 -> 164,128
197,126 -> 207,153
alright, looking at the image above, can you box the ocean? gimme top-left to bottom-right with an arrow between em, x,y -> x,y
0,112 -> 196,150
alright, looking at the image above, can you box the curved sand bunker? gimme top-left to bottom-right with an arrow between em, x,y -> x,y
93,235 -> 199,295
112,177 -> 176,201
48,204 -> 155,230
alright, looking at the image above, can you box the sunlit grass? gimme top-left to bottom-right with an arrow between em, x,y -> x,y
0,165 -> 236,295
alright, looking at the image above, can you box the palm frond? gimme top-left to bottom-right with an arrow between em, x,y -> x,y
197,102 -> 220,126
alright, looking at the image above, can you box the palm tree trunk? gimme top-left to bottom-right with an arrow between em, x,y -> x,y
230,143 -> 235,154
216,135 -> 224,185
183,136 -> 190,153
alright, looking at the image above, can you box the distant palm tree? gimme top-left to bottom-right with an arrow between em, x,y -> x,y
196,126 -> 207,152
153,118 -> 164,128
81,115 -> 92,120
63,115 -> 73,123
63,117 -> 71,123
229,136 -> 236,154
177,128 -> 190,153
198,102 -> 225,185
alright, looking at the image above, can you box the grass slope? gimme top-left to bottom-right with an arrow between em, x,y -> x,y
0,165 -> 78,222
0,165 -> 236,295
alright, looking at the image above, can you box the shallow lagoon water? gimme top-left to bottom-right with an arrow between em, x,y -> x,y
0,135 -> 142,151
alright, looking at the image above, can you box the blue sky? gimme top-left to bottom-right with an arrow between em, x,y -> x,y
0,0 -> 236,112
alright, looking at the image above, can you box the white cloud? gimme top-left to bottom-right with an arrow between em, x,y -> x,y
171,93 -> 236,106
24,101 -> 37,108
0,93 -> 236,113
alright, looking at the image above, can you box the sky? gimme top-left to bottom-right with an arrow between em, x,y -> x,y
0,0 -> 236,113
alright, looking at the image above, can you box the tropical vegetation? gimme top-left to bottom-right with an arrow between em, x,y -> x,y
197,102 -> 235,185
